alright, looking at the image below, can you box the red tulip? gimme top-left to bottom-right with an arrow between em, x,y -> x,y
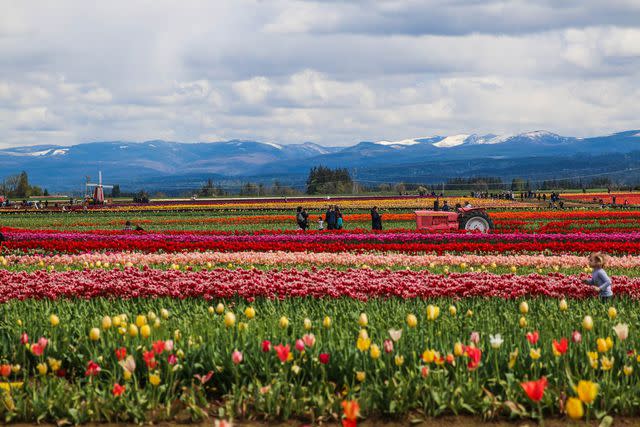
553,338 -> 568,355
521,377 -> 547,402
115,347 -> 127,361
261,340 -> 272,352
112,383 -> 126,397
152,340 -> 166,355
84,360 -> 101,377
526,331 -> 539,345
274,344 -> 291,363
319,353 -> 330,364
464,346 -> 482,370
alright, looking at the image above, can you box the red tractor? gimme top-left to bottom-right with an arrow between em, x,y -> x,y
415,207 -> 494,233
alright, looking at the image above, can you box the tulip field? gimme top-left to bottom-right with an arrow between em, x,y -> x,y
3,195 -> 640,424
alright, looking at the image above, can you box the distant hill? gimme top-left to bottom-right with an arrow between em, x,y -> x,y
1,130 -> 639,192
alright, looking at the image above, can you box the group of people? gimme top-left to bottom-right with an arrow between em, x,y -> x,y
296,205 -> 345,231
296,205 -> 384,231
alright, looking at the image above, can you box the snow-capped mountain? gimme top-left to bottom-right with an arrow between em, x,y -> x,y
1,130 -> 639,191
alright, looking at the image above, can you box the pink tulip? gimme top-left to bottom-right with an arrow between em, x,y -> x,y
572,330 -> 582,344
383,339 -> 394,353
295,339 -> 305,352
302,333 -> 316,348
164,340 -> 174,352
20,332 -> 29,345
232,350 -> 243,365
470,332 -> 480,345
167,354 -> 178,365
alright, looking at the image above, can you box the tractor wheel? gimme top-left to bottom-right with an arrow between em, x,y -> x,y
458,211 -> 494,233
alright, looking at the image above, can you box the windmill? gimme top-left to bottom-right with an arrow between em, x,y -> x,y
85,171 -> 113,204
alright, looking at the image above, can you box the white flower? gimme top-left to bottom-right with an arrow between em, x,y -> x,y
388,328 -> 402,342
613,323 -> 629,341
489,334 -> 504,349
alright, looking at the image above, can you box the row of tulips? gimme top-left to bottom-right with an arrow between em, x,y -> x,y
4,251 -> 640,271
0,297 -> 638,423
0,268 -> 636,301
6,228 -> 640,254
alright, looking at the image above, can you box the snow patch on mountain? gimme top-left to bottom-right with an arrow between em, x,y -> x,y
433,134 -> 469,148
375,137 -> 425,147
263,142 -> 283,150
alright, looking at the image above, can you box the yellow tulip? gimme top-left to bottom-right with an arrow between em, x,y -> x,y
323,316 -> 332,329
426,305 -> 440,321
529,348 -> 541,360
135,315 -> 147,328
149,373 -> 161,386
207,306 -> 215,315
358,313 -> 368,327
140,324 -> 151,339
596,338 -> 608,353
112,315 -> 122,327
356,337 -> 371,352
123,369 -> 132,381
303,318 -> 312,330
358,329 -> 369,340
406,314 -> 418,328
215,303 -> 225,314
508,348 -> 518,369
519,301 -> 529,314
128,324 -> 139,337
49,314 -> 60,327
582,315 -> 593,331
244,307 -> 256,319
356,371 -> 366,382
36,363 -> 47,376
160,308 -> 170,319
510,266 -> 517,273
47,358 -> 61,371
223,312 -> 236,328
369,344 -> 381,359
101,316 -> 112,330
566,397 -> 584,420
466,309 -> 473,318
394,355 -> 404,366
519,316 -> 527,328
153,318 -> 161,329
147,311 -> 157,322
89,328 -> 101,341
601,356 -> 614,371
449,305 -> 457,316
608,307 -> 617,320
605,336 -> 613,351
576,380 -> 598,404
422,349 -> 436,363
454,342 -> 464,357
624,365 -> 633,376
279,316 -> 289,329
559,299 -> 568,311
174,329 -> 182,341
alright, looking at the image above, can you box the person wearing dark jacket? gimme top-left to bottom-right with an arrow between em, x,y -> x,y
325,205 -> 337,230
371,206 -> 382,230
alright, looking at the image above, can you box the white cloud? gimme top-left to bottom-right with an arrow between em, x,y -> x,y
0,1 -> 638,148
232,77 -> 272,104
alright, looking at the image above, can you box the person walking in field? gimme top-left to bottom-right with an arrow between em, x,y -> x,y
371,206 -> 383,230
584,252 -> 613,302
317,216 -> 324,230
335,206 -> 344,230
325,205 -> 337,230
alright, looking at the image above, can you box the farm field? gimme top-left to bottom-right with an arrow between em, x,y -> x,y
2,195 -> 640,425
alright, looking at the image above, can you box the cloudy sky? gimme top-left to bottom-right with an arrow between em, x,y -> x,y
1,0 -> 639,148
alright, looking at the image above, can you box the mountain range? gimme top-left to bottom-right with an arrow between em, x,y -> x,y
1,130 -> 639,192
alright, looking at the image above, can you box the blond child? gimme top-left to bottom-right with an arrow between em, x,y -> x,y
584,252 -> 612,302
